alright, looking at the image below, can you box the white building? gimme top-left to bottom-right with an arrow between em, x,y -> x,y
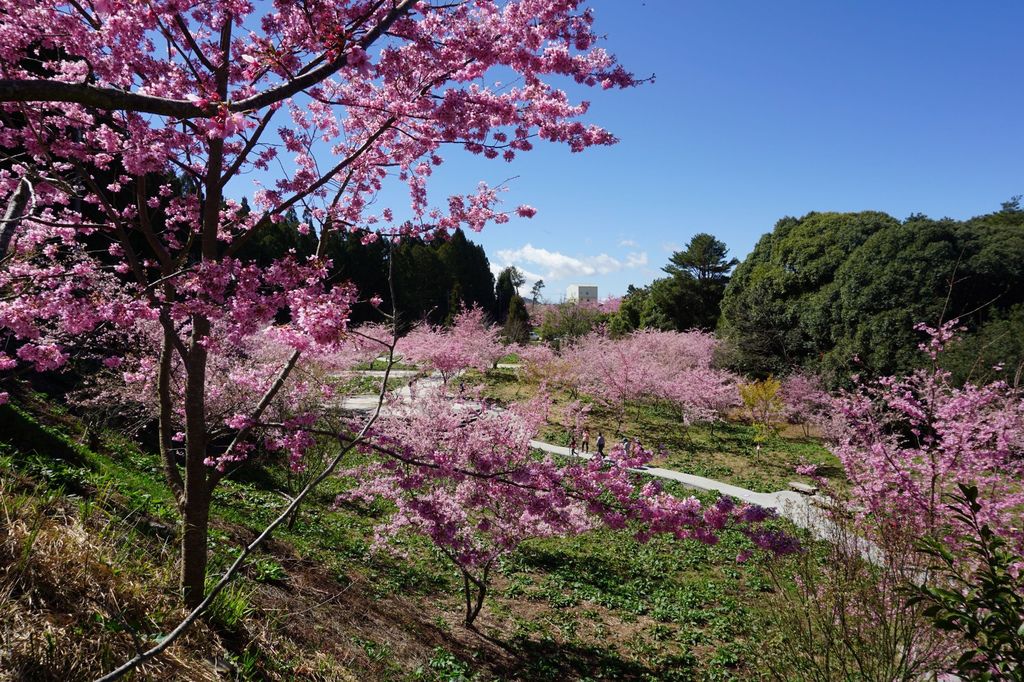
565,284 -> 598,304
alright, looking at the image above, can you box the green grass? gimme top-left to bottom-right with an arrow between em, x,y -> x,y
1,391 -> 813,680
493,492 -> 788,680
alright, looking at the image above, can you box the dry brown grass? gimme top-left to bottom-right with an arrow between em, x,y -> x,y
0,479 -> 222,681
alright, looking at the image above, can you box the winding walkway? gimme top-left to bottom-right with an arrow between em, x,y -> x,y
340,370 -> 872,553
526,439 -> 846,542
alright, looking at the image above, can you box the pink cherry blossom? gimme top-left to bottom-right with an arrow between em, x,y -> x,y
398,306 -> 502,383
829,320 -> 1024,555
340,382 -> 785,625
0,0 -> 643,611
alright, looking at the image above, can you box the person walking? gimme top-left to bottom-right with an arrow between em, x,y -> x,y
596,432 -> 605,458
569,432 -> 577,455
581,429 -> 590,453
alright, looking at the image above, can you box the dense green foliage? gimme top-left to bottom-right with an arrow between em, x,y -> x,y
503,294 -> 531,344
235,219 -> 497,328
494,266 -> 525,324
719,202 -> 1024,382
537,301 -> 609,343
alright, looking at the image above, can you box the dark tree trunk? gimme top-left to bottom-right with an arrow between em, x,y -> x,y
181,485 -> 211,608
181,314 -> 211,608
462,563 -> 491,628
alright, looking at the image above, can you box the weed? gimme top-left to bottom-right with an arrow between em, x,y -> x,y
249,556 -> 288,583
208,579 -> 256,631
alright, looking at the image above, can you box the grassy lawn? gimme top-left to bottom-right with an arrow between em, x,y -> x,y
0,395 -> 806,680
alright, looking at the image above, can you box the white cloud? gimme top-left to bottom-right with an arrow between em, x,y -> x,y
495,243 -> 649,282
489,262 -> 545,294
619,238 -> 638,248
625,252 -> 648,268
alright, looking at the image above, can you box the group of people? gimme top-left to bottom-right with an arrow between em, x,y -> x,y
568,429 -> 641,459
569,429 -> 601,456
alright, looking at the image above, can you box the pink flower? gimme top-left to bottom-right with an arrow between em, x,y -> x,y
795,463 -> 820,477
347,46 -> 371,76
515,205 -> 537,218
226,413 -> 253,430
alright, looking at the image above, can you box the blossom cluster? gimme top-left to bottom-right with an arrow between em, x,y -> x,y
518,329 -> 740,427
339,384 -> 789,575
829,320 -> 1024,550
397,306 -> 503,383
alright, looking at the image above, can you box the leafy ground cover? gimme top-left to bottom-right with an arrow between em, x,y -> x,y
0,392 -> 805,680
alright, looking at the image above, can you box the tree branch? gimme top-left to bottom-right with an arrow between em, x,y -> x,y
0,80 -> 206,118
0,0 -> 419,118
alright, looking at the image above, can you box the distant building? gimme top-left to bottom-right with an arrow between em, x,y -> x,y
566,284 -> 598,304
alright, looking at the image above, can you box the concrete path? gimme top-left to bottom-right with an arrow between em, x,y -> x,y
336,369 -> 446,412
347,369 -> 420,378
527,439 -> 881,559
530,440 -> 816,527
339,375 -> 876,555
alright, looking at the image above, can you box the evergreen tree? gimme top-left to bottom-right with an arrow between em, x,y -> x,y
437,229 -> 496,313
495,266 -> 521,323
661,233 -> 738,330
504,294 -> 531,344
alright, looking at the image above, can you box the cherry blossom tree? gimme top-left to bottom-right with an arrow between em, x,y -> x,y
341,384 -> 790,626
570,332 -> 655,427
568,329 -> 738,431
830,321 -> 1024,551
780,371 -> 829,436
0,0 -> 638,625
397,305 -> 502,383
77,322 -> 392,471
516,341 -> 581,395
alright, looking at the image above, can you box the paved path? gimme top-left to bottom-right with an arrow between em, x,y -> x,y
530,440 -> 820,528
336,369 -> 445,412
347,369 -> 420,378
339,376 -> 877,556
528,440 -> 881,560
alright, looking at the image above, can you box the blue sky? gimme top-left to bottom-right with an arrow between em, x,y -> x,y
436,1 -> 1024,298
229,1 -> 1023,299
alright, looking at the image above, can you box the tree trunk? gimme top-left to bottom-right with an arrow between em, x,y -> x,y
286,500 -> 301,530
462,564 -> 490,628
181,485 -> 211,608
181,315 -> 211,608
